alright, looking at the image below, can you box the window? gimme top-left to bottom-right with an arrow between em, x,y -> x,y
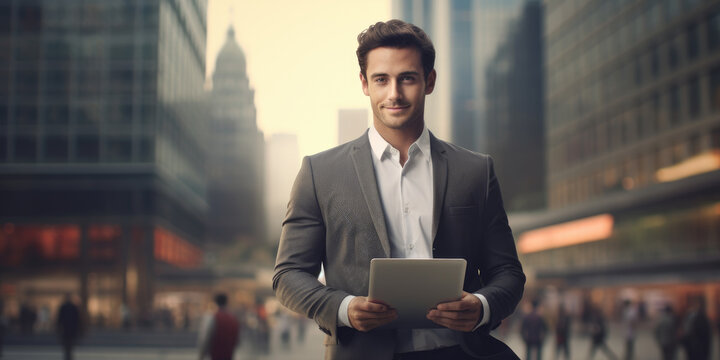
688,76 -> 701,118
44,135 -> 68,162
13,136 -> 36,162
651,46 -> 660,78
44,105 -> 69,125
687,24 -> 699,60
138,137 -> 154,162
105,137 -> 132,162
668,40 -> 679,70
75,135 -> 99,162
669,85 -> 680,126
709,9 -> 720,52
711,66 -> 720,112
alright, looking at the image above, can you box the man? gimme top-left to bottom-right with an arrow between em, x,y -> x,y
198,293 -> 240,360
521,300 -> 547,360
56,294 -> 81,360
273,19 -> 525,359
680,295 -> 710,360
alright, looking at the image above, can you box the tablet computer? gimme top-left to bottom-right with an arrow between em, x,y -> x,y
368,258 -> 466,329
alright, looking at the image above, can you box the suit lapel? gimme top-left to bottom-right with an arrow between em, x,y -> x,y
350,135 -> 391,257
430,133 -> 448,244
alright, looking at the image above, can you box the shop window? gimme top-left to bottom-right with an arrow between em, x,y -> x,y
0,224 -> 80,267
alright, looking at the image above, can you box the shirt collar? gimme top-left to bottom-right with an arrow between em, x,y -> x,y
368,124 -> 431,162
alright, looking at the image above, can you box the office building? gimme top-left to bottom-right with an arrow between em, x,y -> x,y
0,0 -> 210,326
514,0 -> 720,315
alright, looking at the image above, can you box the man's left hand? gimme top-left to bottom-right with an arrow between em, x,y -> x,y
426,291 -> 482,332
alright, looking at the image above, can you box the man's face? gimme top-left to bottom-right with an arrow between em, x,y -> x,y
361,47 -> 436,133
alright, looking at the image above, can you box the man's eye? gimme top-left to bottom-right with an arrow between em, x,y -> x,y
400,76 -> 416,82
374,78 -> 387,84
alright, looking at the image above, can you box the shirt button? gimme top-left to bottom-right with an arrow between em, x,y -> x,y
408,243 -> 415,250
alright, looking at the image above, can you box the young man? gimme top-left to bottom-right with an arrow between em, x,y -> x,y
273,19 -> 525,359
198,293 -> 240,360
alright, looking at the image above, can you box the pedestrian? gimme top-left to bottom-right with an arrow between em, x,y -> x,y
588,306 -> 617,360
0,300 -> 6,358
653,304 -> 677,360
555,304 -> 571,360
198,293 -> 240,360
56,294 -> 81,360
680,295 -> 710,360
19,302 -> 36,335
521,299 -> 548,360
272,18 -> 525,359
621,299 -> 638,360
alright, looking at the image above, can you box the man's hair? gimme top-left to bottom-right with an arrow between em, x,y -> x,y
214,293 -> 228,307
356,19 -> 435,79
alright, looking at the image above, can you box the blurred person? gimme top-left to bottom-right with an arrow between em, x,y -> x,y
273,18 -> 525,360
554,304 -> 571,360
680,295 -> 710,360
276,310 -> 292,349
56,294 -> 81,360
198,293 -> 240,360
621,299 -> 638,360
588,306 -> 617,360
19,301 -> 36,335
0,300 -> 6,358
120,303 -> 131,330
653,304 -> 677,360
295,314 -> 307,343
521,299 -> 547,360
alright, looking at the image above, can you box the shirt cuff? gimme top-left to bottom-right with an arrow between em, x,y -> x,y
337,295 -> 356,328
473,293 -> 490,331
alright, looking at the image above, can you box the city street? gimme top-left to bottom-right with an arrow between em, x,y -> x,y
4,321 -> 718,360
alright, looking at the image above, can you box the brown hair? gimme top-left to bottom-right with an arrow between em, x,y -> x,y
356,19 -> 435,80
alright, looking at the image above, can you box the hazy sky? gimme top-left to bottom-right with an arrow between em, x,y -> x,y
206,0 -> 391,157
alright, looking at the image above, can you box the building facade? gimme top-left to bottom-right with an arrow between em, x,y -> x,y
484,1 -> 545,212
208,27 -> 265,251
0,0 -> 209,328
514,0 -> 720,318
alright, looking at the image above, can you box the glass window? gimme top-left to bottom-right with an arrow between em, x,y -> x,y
15,70 -> 39,97
75,135 -> 99,162
712,127 -> 720,149
687,24 -> 699,60
669,85 -> 680,126
105,137 -> 132,162
15,106 -> 37,127
138,137 -> 154,162
13,135 -> 36,162
711,66 -> 720,112
44,135 -> 68,162
44,69 -> 70,95
44,105 -> 69,125
688,76 -> 701,118
668,40 -> 679,70
0,5 -> 10,34
709,10 -> 720,52
18,4 -> 42,34
651,46 -> 660,78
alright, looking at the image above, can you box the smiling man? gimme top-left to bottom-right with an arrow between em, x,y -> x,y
273,19 -> 525,360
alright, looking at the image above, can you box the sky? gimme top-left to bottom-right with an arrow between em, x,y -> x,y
206,0 -> 392,157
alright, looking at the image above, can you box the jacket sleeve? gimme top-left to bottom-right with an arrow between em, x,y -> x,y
272,156 -> 349,341
474,156 -> 526,332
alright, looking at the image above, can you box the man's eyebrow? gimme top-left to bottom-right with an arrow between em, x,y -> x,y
370,73 -> 388,79
369,71 -> 420,79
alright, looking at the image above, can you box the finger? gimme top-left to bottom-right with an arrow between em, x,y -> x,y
428,309 -> 478,321
350,297 -> 391,313
353,311 -> 398,332
436,293 -> 477,311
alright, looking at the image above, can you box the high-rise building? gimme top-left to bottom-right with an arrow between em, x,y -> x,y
514,0 -> 720,312
337,109 -> 368,145
265,133 -> 300,245
484,1 -> 545,212
393,0 -> 523,151
208,27 -> 265,253
0,0 -> 209,325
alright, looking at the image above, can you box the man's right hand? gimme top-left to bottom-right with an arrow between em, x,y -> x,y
347,296 -> 397,332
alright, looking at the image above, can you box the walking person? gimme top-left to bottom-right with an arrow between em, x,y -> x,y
56,294 -> 81,360
588,306 -> 617,360
653,304 -> 677,360
554,304 -> 571,360
521,300 -> 547,360
680,296 -> 711,360
621,299 -> 638,360
198,293 -> 240,360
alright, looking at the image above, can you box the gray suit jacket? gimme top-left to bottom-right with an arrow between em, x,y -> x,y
273,131 -> 525,359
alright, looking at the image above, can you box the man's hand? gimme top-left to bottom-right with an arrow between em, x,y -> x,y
348,296 -> 398,332
426,291 -> 483,332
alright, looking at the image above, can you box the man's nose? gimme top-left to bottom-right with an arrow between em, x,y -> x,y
387,80 -> 402,101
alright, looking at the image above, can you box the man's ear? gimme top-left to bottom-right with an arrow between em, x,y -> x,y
425,69 -> 437,95
360,72 -> 369,96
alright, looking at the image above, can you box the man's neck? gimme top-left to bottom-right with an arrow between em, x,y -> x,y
374,121 -> 424,166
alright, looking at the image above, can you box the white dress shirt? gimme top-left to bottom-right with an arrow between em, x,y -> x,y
337,126 -> 490,353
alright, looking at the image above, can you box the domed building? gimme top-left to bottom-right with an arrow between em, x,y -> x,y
207,27 -> 265,253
